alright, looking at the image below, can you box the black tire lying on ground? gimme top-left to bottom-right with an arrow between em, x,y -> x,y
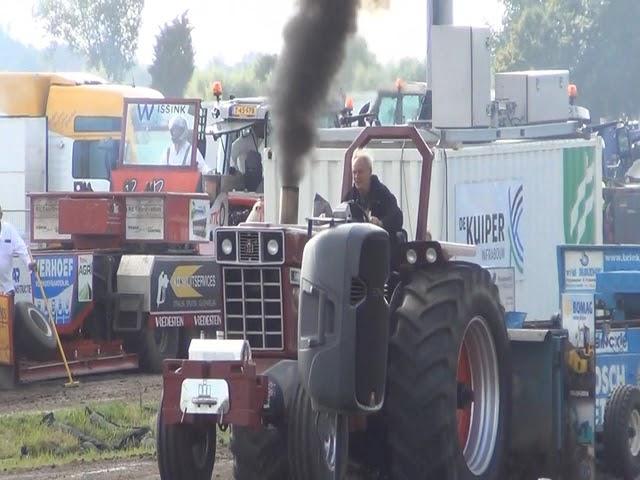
156,394 -> 216,480
230,424 -> 288,480
287,381 -> 349,480
14,301 -> 57,361
384,262 -> 512,480
603,384 -> 640,479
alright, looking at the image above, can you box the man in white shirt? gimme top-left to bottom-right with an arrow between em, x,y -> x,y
230,129 -> 256,174
0,206 -> 35,296
166,116 -> 209,174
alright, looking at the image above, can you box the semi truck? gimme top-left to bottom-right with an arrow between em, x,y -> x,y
0,72 -> 163,239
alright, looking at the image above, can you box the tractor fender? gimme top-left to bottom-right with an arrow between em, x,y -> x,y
262,359 -> 300,424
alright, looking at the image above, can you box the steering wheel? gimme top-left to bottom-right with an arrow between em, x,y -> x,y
347,200 -> 370,223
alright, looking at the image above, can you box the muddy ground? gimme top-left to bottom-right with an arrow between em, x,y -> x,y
0,372 -> 163,416
0,372 -> 621,480
0,371 -> 234,479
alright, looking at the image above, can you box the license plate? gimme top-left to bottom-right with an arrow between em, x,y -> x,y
180,378 -> 230,415
232,104 -> 257,118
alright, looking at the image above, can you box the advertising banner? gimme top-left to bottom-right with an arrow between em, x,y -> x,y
189,198 -> 210,242
32,254 -> 76,326
561,292 -> 596,480
149,257 -> 222,327
455,180 -> 525,275
0,295 -> 12,365
126,197 -> 164,240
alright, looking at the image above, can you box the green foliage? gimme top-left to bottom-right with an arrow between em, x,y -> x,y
36,0 -> 145,81
495,0 -> 640,119
187,35 -> 426,102
148,11 -> 195,97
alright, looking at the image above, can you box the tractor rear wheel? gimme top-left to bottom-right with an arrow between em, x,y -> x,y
230,425 -> 288,479
156,394 -> 216,480
384,262 -> 511,480
603,384 -> 640,479
288,382 -> 349,480
133,327 -> 180,373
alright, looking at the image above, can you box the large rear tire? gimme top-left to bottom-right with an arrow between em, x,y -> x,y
384,262 -> 511,480
603,384 -> 640,479
156,394 -> 216,480
230,425 -> 288,480
14,301 -> 57,361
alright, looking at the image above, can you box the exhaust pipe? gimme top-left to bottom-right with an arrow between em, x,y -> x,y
279,186 -> 299,224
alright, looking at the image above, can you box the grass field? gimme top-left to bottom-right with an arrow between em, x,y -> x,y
0,400 -> 158,471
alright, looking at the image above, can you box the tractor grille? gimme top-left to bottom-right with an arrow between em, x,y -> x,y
223,267 -> 283,350
238,231 -> 260,262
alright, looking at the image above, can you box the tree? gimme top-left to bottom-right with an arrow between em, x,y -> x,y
254,54 -> 278,83
148,12 -> 195,97
36,0 -> 144,81
495,0 -> 640,120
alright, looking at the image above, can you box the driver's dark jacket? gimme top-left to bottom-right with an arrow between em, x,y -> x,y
343,175 -> 403,240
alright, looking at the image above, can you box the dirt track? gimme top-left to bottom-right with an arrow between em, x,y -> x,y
0,372 -> 163,416
0,372 -> 234,479
0,456 -> 234,480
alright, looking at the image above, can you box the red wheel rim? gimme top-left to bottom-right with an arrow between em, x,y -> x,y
457,341 -> 472,448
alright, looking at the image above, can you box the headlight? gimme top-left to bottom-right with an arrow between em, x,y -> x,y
426,247 -> 438,264
267,239 -> 279,256
406,249 -> 417,264
222,238 -> 233,255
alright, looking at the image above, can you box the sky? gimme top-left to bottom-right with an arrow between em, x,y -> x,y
0,0 -> 504,67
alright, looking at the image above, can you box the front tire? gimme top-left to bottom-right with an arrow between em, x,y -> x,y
384,262 -> 511,480
603,384 -> 640,479
288,382 -> 349,480
156,394 -> 216,480
230,425 -> 288,480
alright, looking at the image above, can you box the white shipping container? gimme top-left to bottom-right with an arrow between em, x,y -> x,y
0,116 -> 47,240
262,129 -> 603,321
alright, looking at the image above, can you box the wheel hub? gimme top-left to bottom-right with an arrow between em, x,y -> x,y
317,412 -> 337,471
629,409 -> 640,456
456,316 -> 500,476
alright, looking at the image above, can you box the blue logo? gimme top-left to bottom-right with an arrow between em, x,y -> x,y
508,184 -> 524,273
12,268 -> 19,283
580,252 -> 589,267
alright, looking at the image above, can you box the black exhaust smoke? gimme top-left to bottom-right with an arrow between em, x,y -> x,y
272,0 -> 359,224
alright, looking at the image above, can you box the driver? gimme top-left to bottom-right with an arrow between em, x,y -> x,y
166,116 -> 208,173
343,149 -> 403,241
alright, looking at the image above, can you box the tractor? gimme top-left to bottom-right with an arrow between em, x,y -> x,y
156,126 -> 514,479
0,97 -> 227,388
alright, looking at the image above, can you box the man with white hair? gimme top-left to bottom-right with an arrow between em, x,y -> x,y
343,149 -> 403,267
166,116 -> 208,173
344,149 -> 403,232
0,205 -> 35,296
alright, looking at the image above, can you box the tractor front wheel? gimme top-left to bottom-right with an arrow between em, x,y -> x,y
230,425 -> 288,480
288,382 -> 349,480
156,395 -> 216,480
384,262 -> 511,480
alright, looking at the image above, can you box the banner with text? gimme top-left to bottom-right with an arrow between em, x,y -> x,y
455,180 -> 525,275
